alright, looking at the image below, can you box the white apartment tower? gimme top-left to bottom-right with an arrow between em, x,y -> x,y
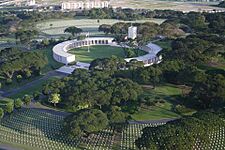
128,26 -> 137,40
61,0 -> 110,11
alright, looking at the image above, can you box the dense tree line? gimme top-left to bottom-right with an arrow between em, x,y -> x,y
188,74 -> 225,109
136,111 -> 225,150
0,48 -> 47,84
99,21 -> 185,40
43,69 -> 142,111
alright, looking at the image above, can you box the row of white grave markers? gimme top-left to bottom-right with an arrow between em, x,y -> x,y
0,108 -> 224,150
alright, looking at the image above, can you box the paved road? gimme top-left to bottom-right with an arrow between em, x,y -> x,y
1,71 -> 67,97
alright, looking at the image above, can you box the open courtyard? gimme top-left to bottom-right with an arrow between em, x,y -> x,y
69,45 -> 125,63
68,45 -> 146,63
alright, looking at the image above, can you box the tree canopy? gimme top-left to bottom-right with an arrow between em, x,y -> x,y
0,48 -> 47,80
64,26 -> 83,37
136,111 -> 225,150
63,109 -> 109,137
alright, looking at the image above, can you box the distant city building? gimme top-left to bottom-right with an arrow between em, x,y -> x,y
128,26 -> 137,40
26,0 -> 36,6
61,0 -> 110,11
15,0 -> 22,6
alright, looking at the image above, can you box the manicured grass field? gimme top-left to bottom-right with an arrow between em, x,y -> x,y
132,84 -> 183,121
36,18 -> 166,36
154,39 -> 172,50
69,45 -> 126,63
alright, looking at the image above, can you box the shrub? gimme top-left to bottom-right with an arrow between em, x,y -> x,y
16,75 -> 23,82
174,104 -> 194,115
23,95 -> 32,106
14,98 -> 23,109
0,108 -> 4,119
4,103 -> 14,114
24,69 -> 32,79
33,91 -> 41,100
5,78 -> 12,85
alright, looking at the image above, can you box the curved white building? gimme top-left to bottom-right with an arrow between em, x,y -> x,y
53,37 -> 114,65
124,43 -> 162,67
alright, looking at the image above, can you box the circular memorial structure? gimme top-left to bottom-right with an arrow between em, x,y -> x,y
52,37 -> 162,67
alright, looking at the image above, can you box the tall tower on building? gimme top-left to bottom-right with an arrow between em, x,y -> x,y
128,26 -> 137,40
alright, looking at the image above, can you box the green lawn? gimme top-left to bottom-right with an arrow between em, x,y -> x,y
132,84 -> 183,121
69,45 -> 126,63
9,77 -> 59,99
69,45 -> 147,63
198,56 -> 225,72
154,39 -> 172,50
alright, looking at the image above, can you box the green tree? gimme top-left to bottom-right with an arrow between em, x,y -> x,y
15,30 -> 38,48
63,109 -> 109,137
33,91 -> 41,101
64,26 -> 83,37
48,93 -> 61,107
98,24 -> 111,34
0,108 -> 4,119
16,75 -> 22,82
14,98 -> 23,109
189,74 -> 225,109
23,95 -> 32,106
4,103 -> 14,114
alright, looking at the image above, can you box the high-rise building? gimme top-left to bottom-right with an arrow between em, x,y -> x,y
61,0 -> 110,11
128,26 -> 137,40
